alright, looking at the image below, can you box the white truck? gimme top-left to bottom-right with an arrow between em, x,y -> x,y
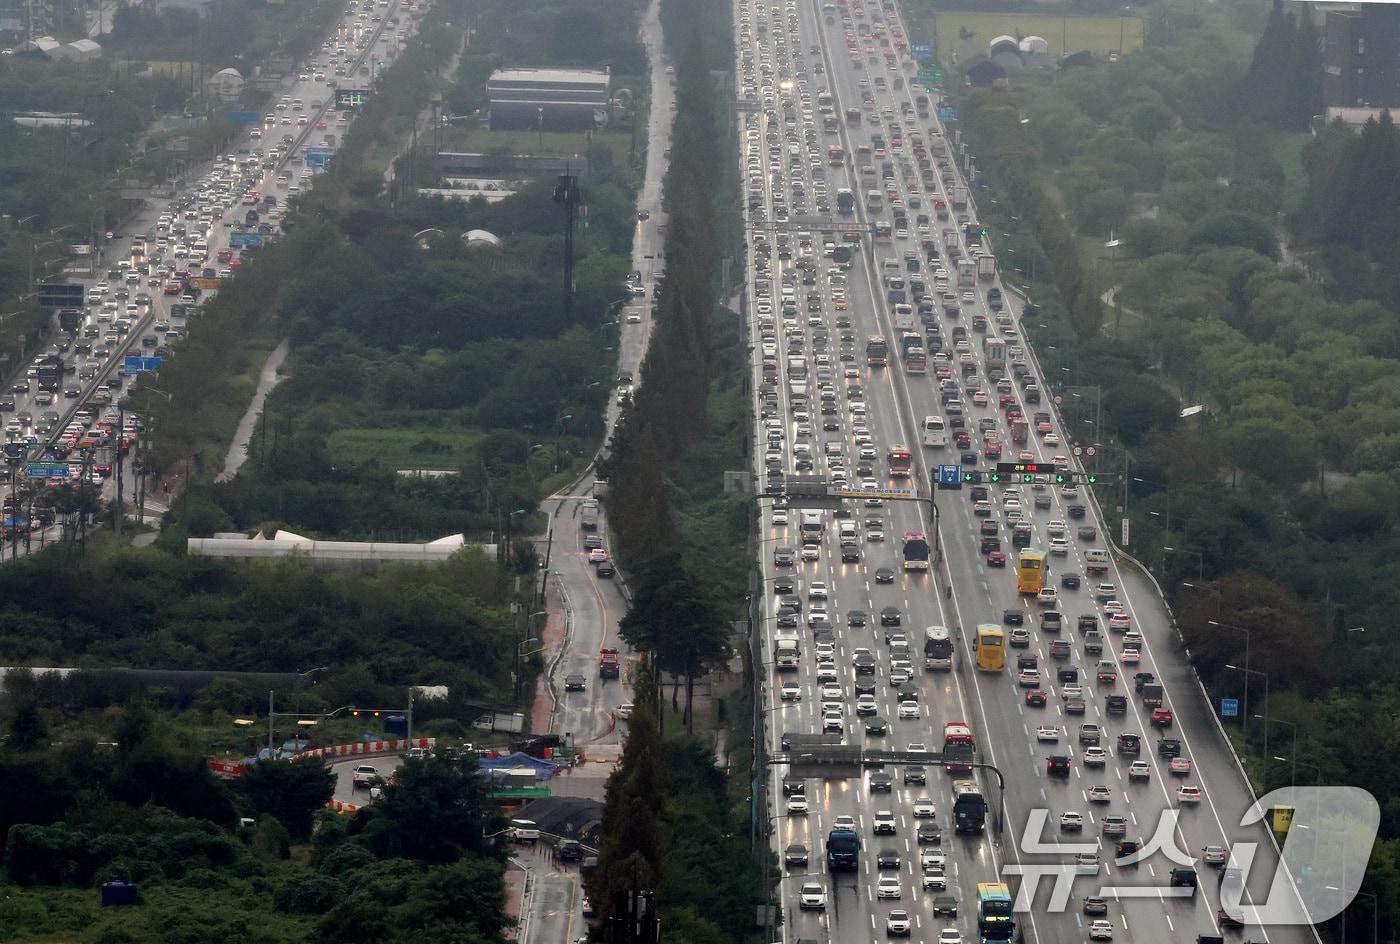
800,510 -> 824,544
580,499 -> 599,531
950,185 -> 968,210
977,255 -> 996,281
775,632 -> 801,670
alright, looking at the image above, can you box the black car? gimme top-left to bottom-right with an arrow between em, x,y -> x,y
877,848 -> 901,870
1046,755 -> 1071,778
1083,896 -> 1109,916
1115,839 -> 1141,860
1068,504 -> 1086,519
774,576 -> 795,594
980,537 -> 1001,554
875,567 -> 895,584
961,451 -> 978,465
917,823 -> 943,845
903,765 -> 926,785
1003,609 -> 1025,626
865,715 -> 889,735
557,839 -> 584,862
840,543 -> 861,563
854,677 -> 877,697
785,842 -> 809,866
1061,572 -> 1082,589
564,674 -> 586,691
847,609 -> 868,627
1078,526 -> 1098,541
869,772 -> 893,792
880,606 -> 902,627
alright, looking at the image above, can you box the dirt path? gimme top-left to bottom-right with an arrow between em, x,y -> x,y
216,338 -> 290,482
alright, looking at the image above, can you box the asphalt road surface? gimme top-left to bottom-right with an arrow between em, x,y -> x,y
738,2 -> 1320,944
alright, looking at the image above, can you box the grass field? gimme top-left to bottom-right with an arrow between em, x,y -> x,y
927,10 -> 1144,60
326,426 -> 484,470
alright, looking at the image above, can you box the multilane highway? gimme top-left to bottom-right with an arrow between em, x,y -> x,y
0,0 -> 416,547
740,2 -> 1318,944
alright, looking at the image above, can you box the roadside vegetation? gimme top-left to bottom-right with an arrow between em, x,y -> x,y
593,0 -> 774,942
955,0 -> 1400,932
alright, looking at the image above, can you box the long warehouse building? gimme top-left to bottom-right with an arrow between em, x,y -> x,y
487,67 -> 610,130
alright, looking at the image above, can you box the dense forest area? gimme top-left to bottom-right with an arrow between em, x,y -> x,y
956,0 -> 1400,936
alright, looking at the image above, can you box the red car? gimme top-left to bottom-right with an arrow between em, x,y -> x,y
1151,708 -> 1174,728
986,551 -> 1007,567
1169,758 -> 1192,776
1025,689 -> 1048,708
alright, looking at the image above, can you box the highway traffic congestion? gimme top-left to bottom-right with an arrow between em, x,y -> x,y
739,2 -> 1315,944
1,0 -> 415,540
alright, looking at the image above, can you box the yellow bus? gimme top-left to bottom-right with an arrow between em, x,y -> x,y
975,624 -> 1005,672
1017,549 -> 1047,595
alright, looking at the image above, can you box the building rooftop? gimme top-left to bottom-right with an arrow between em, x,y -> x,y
489,67 -> 610,86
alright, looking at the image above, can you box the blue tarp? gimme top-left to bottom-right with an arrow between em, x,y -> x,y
477,751 -> 562,780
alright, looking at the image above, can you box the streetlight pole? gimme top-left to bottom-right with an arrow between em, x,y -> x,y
1225,663 -> 1268,778
1181,581 -> 1222,619
1209,619 -> 1250,727
1259,714 -> 1297,786
1162,545 -> 1203,581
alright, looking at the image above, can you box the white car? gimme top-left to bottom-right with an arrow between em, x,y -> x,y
1202,844 -> 1229,864
876,875 -> 902,899
938,930 -> 965,944
897,701 -> 920,720
921,866 -> 947,890
807,580 -> 828,599
820,683 -> 842,702
873,810 -> 897,834
787,794 -> 809,815
1048,536 -> 1070,555
886,910 -> 912,936
1178,785 -> 1203,804
799,882 -> 827,910
1037,725 -> 1060,742
913,796 -> 936,818
780,681 -> 801,701
1076,852 -> 1100,875
1089,919 -> 1114,940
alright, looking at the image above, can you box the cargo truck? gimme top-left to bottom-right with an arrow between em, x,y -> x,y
58,309 -> 82,334
957,260 -> 977,287
580,500 -> 599,531
977,255 -> 996,281
775,632 -> 801,670
950,186 -> 968,210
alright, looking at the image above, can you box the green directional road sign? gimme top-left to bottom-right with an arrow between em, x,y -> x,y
918,68 -> 943,86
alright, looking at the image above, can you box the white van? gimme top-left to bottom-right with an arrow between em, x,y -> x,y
838,520 -> 858,542
509,819 -> 540,843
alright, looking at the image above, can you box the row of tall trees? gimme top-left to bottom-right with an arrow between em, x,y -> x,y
592,0 -> 771,942
1236,1 -> 1324,132
1297,111 -> 1400,308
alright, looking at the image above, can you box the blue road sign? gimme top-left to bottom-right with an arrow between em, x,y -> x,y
123,355 -> 162,374
938,105 -> 958,122
26,462 -> 69,479
1221,698 -> 1239,718
227,111 -> 260,123
306,148 -> 335,168
937,464 -> 962,487
912,43 -> 932,61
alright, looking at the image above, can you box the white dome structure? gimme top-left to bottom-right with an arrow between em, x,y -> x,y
464,229 -> 502,248
989,35 -> 1021,56
1020,35 -> 1049,54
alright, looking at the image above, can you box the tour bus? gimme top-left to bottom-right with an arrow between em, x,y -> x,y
975,624 -> 1005,671
1017,548 -> 1047,594
921,415 -> 948,447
